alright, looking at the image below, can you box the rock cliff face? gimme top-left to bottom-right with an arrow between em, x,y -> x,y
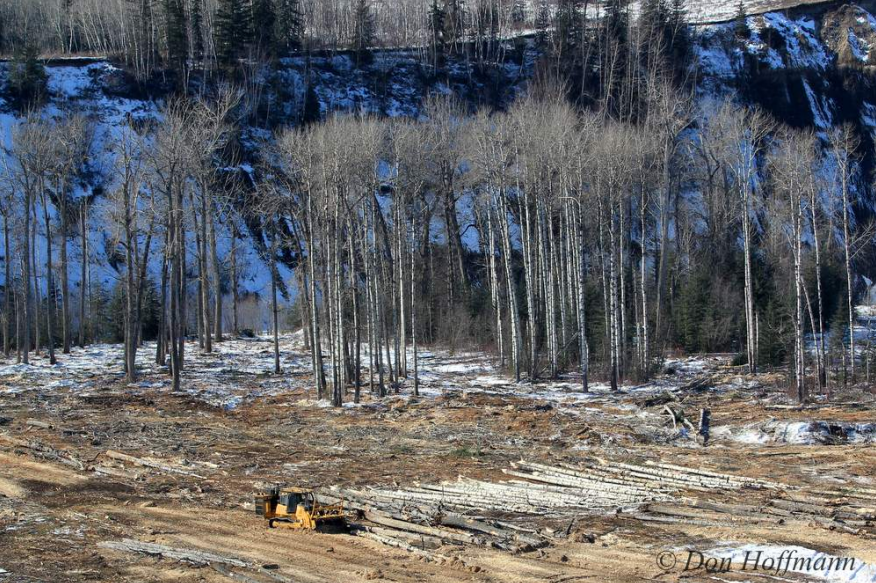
695,1 -> 876,197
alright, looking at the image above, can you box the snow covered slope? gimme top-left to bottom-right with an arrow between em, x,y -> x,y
693,1 -> 876,164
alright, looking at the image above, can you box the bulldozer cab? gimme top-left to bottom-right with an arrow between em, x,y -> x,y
279,489 -> 312,512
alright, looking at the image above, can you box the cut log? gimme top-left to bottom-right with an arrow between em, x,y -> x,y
104,450 -> 205,478
438,512 -> 542,548
362,526 -> 444,550
354,530 -> 450,563
363,511 -> 480,545
91,465 -> 142,481
98,539 -> 249,568
638,391 -> 677,408
769,499 -> 837,517
680,376 -> 716,392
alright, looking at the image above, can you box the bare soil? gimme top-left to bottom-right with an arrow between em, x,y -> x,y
0,342 -> 874,583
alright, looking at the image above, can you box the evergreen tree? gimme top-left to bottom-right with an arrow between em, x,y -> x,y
639,0 -> 689,71
556,0 -> 583,57
253,0 -> 277,57
639,0 -> 667,44
215,0 -> 252,67
9,44 -> 48,105
189,0 -> 205,64
443,0 -> 465,54
535,0 -> 550,47
302,80 -> 322,123
352,0 -> 374,66
668,0 -> 689,61
605,0 -> 629,46
511,0 -> 526,26
275,0 -> 305,55
734,0 -> 750,39
164,0 -> 189,72
429,0 -> 446,66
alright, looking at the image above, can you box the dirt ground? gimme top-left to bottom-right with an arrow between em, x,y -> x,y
0,339 -> 874,583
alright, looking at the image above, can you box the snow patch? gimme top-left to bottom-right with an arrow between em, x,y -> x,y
704,544 -> 876,582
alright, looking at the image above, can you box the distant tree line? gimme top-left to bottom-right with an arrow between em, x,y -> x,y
0,1 -> 692,82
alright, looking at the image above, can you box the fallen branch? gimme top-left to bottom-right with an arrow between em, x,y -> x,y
0,434 -> 85,471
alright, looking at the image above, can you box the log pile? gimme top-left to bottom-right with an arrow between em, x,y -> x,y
508,460 -> 782,494
321,486 -> 548,557
638,494 -> 876,537
327,458 -> 782,558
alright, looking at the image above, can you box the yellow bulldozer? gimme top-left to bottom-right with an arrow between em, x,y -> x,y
254,486 -> 346,531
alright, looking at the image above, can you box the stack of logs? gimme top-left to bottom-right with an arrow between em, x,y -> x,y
506,460 -> 781,494
320,487 -> 549,560
325,459 -> 786,559
640,490 -> 876,536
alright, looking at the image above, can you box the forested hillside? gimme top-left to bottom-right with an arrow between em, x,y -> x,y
2,0 -> 876,404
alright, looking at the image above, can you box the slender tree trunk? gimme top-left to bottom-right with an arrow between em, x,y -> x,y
79,201 -> 87,348
575,203 -> 589,392
639,192 -> 649,378
808,193 -> 826,391
31,208 -> 40,356
348,217 -> 362,403
124,195 -> 137,383
22,192 -> 31,365
498,194 -> 521,382
157,231 -> 169,366
487,212 -> 504,367
231,223 -> 240,335
60,198 -> 71,354
195,193 -> 212,353
655,139 -> 672,335
520,185 -> 538,381
271,240 -> 281,375
794,188 -> 805,402
211,210 -> 222,342
742,185 -> 757,374
3,214 -> 10,358
841,176 -> 855,382
396,203 -> 407,378
410,216 -> 418,397
42,195 -> 57,365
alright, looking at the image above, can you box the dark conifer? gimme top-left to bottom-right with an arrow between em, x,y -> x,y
164,0 -> 188,71
352,0 -> 374,66
734,0 -> 750,39
253,0 -> 277,57
511,0 -> 526,26
429,0 -> 446,66
215,0 -> 252,67
443,0 -> 465,54
276,0 -> 305,55
189,0 -> 205,63
535,0 -> 550,47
